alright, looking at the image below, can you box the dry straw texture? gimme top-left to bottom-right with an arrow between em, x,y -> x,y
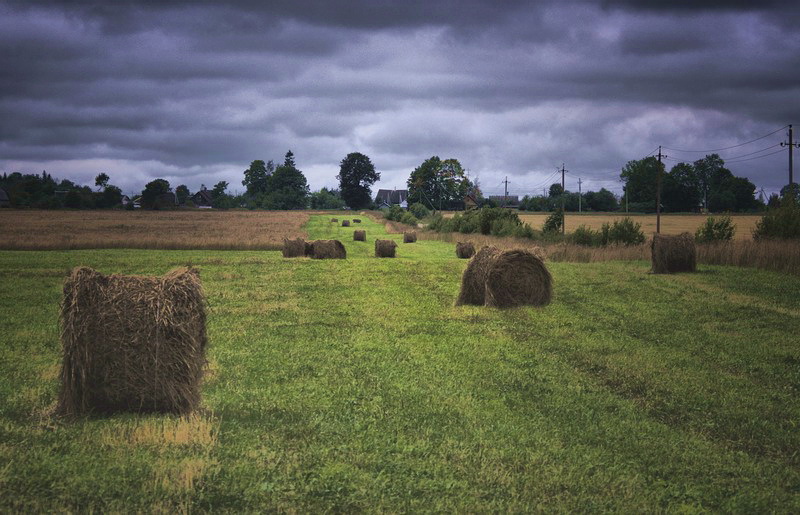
456,246 -> 552,308
58,266 -> 207,417
282,238 -> 306,257
651,232 -> 696,274
342,220 -> 351,227
403,232 -> 417,243
456,242 -> 475,259
353,230 -> 366,241
375,239 -> 397,257
310,239 -> 347,259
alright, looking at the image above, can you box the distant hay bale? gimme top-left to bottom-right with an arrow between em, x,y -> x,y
310,239 -> 347,259
353,219 -> 361,223
330,218 -> 338,223
282,238 -> 307,258
403,231 -> 417,243
304,241 -> 314,256
353,230 -> 366,241
342,220 -> 350,227
375,239 -> 397,258
57,266 -> 207,417
651,232 -> 696,274
456,246 -> 552,308
455,242 -> 475,259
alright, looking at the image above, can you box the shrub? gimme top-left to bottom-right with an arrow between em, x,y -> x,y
409,202 -> 430,220
695,216 -> 736,242
543,209 -> 563,234
598,218 -> 645,246
572,225 -> 599,246
753,200 -> 800,240
399,212 -> 418,226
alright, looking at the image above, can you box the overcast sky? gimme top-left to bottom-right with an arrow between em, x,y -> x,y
2,0 -> 799,199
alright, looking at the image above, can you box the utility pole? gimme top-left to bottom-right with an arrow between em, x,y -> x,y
503,176 -> 509,207
781,124 -> 796,189
560,163 -> 566,235
656,146 -> 666,234
577,177 -> 582,213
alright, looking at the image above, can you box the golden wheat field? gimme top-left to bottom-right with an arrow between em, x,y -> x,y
0,209 -> 311,250
517,213 -> 762,240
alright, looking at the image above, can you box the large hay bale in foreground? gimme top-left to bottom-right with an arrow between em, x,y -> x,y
651,232 -> 696,273
282,238 -> 307,258
403,231 -> 417,243
57,267 -> 207,417
456,242 -> 475,259
353,230 -> 366,241
456,246 -> 552,308
310,239 -> 347,259
353,219 -> 361,223
375,239 -> 397,258
342,220 -> 350,227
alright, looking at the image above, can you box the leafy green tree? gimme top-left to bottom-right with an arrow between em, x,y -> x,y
337,152 -> 380,209
242,160 -> 274,196
548,183 -> 564,197
140,179 -> 171,209
309,187 -> 346,209
211,181 -> 233,209
620,157 -> 663,210
693,154 -> 726,210
99,185 -> 122,208
407,156 -> 472,210
176,184 -> 190,204
94,172 -> 109,191
662,162 -> 701,212
583,188 -> 618,212
262,151 -> 309,209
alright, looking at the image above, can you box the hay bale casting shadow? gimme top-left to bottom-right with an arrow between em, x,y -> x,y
353,230 -> 366,241
57,266 -> 207,417
651,232 -> 696,274
310,239 -> 347,259
403,231 -> 417,243
282,238 -> 307,258
375,239 -> 397,258
455,242 -> 475,259
456,246 -> 552,308
342,220 -> 350,227
353,219 -> 361,223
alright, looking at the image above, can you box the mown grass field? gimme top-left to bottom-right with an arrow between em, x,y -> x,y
1,214 -> 799,511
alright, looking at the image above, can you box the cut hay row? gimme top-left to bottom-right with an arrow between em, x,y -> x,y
456,242 -> 475,259
651,233 -> 696,274
456,246 -> 552,308
403,232 -> 417,243
353,230 -> 366,241
58,266 -> 207,417
375,239 -> 397,258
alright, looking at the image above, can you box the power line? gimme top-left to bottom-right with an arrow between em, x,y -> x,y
662,125 -> 787,153
725,147 -> 787,164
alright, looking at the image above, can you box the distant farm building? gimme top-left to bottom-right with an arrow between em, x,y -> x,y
190,189 -> 213,208
375,189 -> 408,209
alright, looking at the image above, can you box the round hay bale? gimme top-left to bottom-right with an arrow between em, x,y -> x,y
456,246 -> 552,308
342,220 -> 350,227
484,249 -> 552,308
353,218 -> 361,223
330,218 -> 338,223
375,239 -> 397,258
310,239 -> 347,259
651,232 -> 696,274
455,242 -> 475,259
455,246 -> 501,306
403,231 -> 417,243
57,266 -> 207,416
304,241 -> 314,256
282,237 -> 307,258
353,230 -> 366,241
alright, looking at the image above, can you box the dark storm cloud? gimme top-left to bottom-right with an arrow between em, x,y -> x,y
1,0 -> 798,196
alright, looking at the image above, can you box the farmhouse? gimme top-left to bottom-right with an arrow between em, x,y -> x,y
190,189 -> 213,208
375,189 -> 408,209
0,187 -> 10,208
464,190 -> 479,210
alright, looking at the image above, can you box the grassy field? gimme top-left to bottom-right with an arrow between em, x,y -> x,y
0,209 -> 310,250
1,215 -> 799,511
